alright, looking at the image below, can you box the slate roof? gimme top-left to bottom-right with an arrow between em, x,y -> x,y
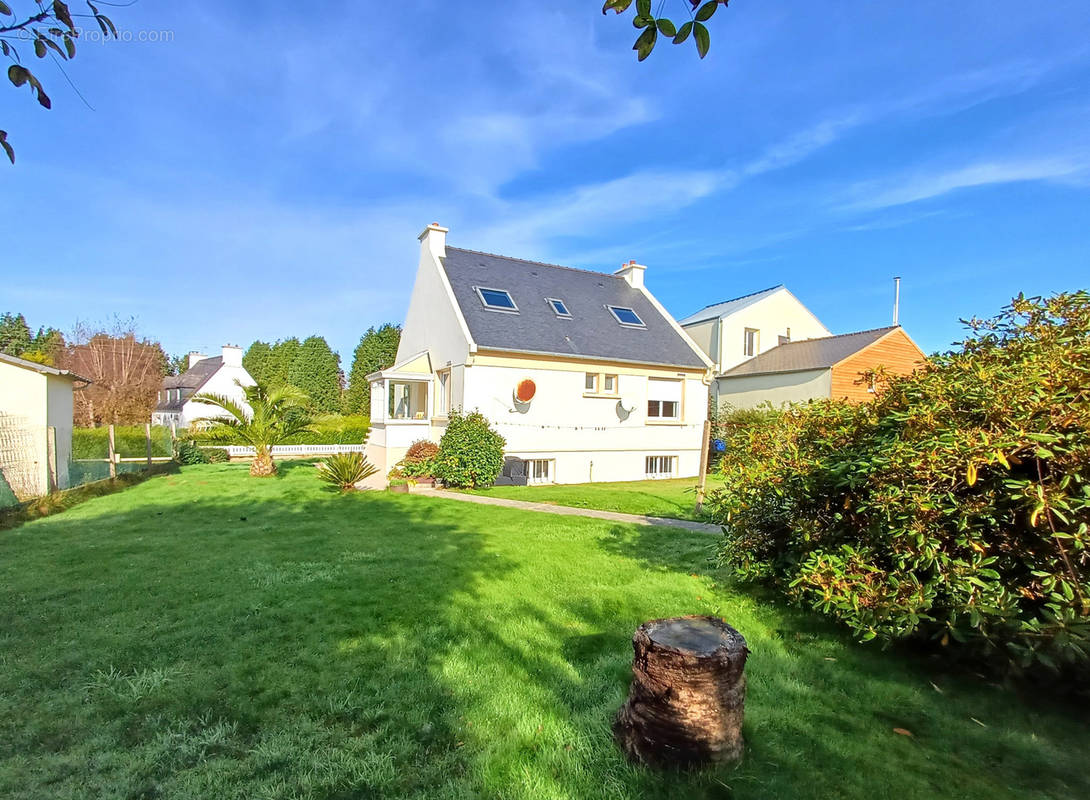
439,247 -> 707,368
678,285 -> 785,326
156,356 -> 222,412
720,327 -> 899,377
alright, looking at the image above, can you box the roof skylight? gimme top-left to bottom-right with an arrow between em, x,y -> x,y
475,287 -> 519,312
607,305 -> 645,327
547,298 -> 571,318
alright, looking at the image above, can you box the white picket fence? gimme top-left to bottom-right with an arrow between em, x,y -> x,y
211,444 -> 367,458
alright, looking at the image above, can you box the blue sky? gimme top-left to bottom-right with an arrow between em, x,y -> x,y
2,0 -> 1088,364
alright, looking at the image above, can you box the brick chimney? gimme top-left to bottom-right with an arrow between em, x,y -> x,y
615,259 -> 646,289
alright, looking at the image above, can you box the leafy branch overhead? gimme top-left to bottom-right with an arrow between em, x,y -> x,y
603,0 -> 729,61
0,1 -> 118,164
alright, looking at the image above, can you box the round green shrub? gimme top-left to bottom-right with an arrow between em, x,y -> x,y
432,410 -> 505,488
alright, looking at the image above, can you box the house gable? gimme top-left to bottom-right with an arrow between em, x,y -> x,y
830,327 -> 926,402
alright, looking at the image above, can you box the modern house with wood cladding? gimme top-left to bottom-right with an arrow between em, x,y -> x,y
713,326 -> 926,410
364,223 -> 713,487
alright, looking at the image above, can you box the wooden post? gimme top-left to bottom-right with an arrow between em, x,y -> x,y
615,616 -> 748,767
107,424 -> 117,479
145,423 -> 153,470
46,426 -> 58,494
695,418 -> 711,514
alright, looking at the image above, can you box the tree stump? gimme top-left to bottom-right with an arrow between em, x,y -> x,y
614,615 -> 748,767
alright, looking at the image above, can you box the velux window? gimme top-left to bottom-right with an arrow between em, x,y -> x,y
607,305 -> 644,327
547,297 -> 571,318
475,287 -> 518,312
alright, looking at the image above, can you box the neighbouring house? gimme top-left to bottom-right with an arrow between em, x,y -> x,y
0,352 -> 89,500
713,326 -> 926,409
364,223 -> 714,486
679,284 -> 833,374
152,345 -> 255,428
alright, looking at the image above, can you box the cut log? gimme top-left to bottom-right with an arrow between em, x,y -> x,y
614,615 -> 748,767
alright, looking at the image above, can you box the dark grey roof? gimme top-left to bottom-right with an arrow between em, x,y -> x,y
156,357 -> 222,411
720,327 -> 899,377
679,285 -> 785,326
440,247 -> 706,368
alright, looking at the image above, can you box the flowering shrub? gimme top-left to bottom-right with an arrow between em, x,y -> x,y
709,292 -> 1090,676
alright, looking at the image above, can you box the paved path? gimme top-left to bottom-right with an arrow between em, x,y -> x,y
411,488 -> 722,534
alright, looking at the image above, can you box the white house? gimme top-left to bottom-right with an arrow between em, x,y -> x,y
678,285 -> 833,410
0,352 -> 88,499
364,223 -> 714,486
152,345 -> 255,428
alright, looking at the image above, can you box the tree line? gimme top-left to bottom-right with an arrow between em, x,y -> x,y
1,311 -> 401,425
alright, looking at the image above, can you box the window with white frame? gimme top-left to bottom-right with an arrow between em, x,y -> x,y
435,370 -> 452,416
547,297 -> 571,318
607,305 -> 645,327
388,381 -> 427,420
585,372 -> 598,392
603,374 -> 617,394
647,378 -> 682,420
645,455 -> 676,479
744,327 -> 759,357
475,287 -> 518,312
525,458 -> 553,484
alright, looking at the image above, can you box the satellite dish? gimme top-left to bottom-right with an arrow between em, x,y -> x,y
616,399 -> 636,422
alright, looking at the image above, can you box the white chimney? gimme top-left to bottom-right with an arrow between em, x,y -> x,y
222,344 -> 243,367
418,221 -> 448,260
187,351 -> 207,369
615,259 -> 646,289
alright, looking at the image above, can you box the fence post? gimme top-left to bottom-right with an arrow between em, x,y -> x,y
695,419 -> 711,515
145,423 -> 153,471
107,424 -> 117,479
46,426 -> 58,494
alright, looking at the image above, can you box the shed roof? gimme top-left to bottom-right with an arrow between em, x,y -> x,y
439,247 -> 706,368
720,327 -> 900,377
0,351 -> 90,383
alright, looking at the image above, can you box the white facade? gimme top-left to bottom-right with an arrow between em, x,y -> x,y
0,354 -> 81,498
681,287 -> 831,373
152,345 -> 255,428
364,224 -> 712,487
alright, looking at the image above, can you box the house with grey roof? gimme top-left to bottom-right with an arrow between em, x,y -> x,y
152,345 -> 254,428
363,223 -> 713,486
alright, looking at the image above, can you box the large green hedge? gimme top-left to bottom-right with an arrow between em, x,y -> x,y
72,426 -> 173,459
709,291 -> 1090,678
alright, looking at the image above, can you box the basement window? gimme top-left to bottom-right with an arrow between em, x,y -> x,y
607,305 -> 645,327
547,297 -> 571,318
475,287 -> 519,312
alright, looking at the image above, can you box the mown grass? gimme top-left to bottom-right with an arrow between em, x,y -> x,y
0,464 -> 1086,799
464,476 -> 723,521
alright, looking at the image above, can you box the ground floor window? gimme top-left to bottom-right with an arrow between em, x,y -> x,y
525,458 -> 553,484
645,455 -> 676,479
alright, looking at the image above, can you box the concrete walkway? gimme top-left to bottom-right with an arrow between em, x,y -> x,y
411,488 -> 722,534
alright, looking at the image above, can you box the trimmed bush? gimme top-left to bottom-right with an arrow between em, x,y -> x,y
432,410 -> 505,489
709,291 -> 1090,678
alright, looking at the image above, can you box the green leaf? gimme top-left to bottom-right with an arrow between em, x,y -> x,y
633,26 -> 657,61
8,64 -> 29,88
656,17 -> 677,37
673,20 -> 693,44
34,38 -> 47,59
637,0 -> 651,17
0,40 -> 8,57
0,1 -> 11,15
632,14 -> 652,29
53,0 -> 74,30
694,21 -> 710,58
64,35 -> 75,59
0,130 -> 13,165
695,1 -> 718,22
601,0 -> 633,14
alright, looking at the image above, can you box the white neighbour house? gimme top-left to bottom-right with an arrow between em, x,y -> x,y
365,223 -> 714,486
0,352 -> 88,499
152,345 -> 255,428
678,285 -> 832,410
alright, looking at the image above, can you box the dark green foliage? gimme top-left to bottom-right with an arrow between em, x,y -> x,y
187,415 -> 369,447
205,447 -> 229,463
288,336 -> 343,414
0,311 -> 63,364
709,291 -> 1090,678
173,439 -> 210,465
259,338 -> 300,389
242,340 -> 274,385
315,452 -> 379,491
432,410 -> 505,488
603,0 -> 728,60
345,323 -> 401,415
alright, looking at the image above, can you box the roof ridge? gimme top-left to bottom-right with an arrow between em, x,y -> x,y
690,284 -> 784,314
445,246 -> 623,280
795,325 -> 898,343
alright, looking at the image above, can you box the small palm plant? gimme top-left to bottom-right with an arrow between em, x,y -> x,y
192,381 -> 313,477
315,452 -> 379,491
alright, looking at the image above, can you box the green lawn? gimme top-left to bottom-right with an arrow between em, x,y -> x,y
464,476 -> 722,521
1,464 -> 1086,800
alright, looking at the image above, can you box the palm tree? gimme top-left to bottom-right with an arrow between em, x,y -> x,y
192,381 -> 313,476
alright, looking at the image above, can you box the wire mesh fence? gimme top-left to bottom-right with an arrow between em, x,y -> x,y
0,417 -> 175,510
